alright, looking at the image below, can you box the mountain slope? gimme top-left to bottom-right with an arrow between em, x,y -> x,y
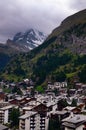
0,44 -> 19,71
2,9 -> 86,85
48,9 -> 86,38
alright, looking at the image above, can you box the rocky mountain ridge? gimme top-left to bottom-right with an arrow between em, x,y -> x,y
6,28 -> 46,52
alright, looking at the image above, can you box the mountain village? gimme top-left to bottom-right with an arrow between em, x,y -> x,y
0,78 -> 86,130
0,5 -> 86,130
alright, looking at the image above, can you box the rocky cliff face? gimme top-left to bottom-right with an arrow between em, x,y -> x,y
54,23 -> 86,55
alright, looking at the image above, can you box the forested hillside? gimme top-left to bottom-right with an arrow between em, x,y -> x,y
1,9 -> 86,86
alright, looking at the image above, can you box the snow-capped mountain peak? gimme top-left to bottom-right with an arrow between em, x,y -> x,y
12,28 -> 47,51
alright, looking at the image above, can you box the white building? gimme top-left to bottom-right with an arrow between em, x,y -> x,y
0,105 -> 15,124
19,111 -> 49,130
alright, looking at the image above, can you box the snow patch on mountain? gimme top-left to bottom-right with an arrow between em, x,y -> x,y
12,28 -> 47,51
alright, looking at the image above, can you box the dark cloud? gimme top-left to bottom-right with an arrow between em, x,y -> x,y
0,0 -> 85,43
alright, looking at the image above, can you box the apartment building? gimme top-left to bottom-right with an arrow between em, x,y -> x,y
19,110 -> 49,130
0,105 -> 15,124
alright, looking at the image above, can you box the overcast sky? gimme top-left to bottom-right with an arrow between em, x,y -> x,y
0,0 -> 86,43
